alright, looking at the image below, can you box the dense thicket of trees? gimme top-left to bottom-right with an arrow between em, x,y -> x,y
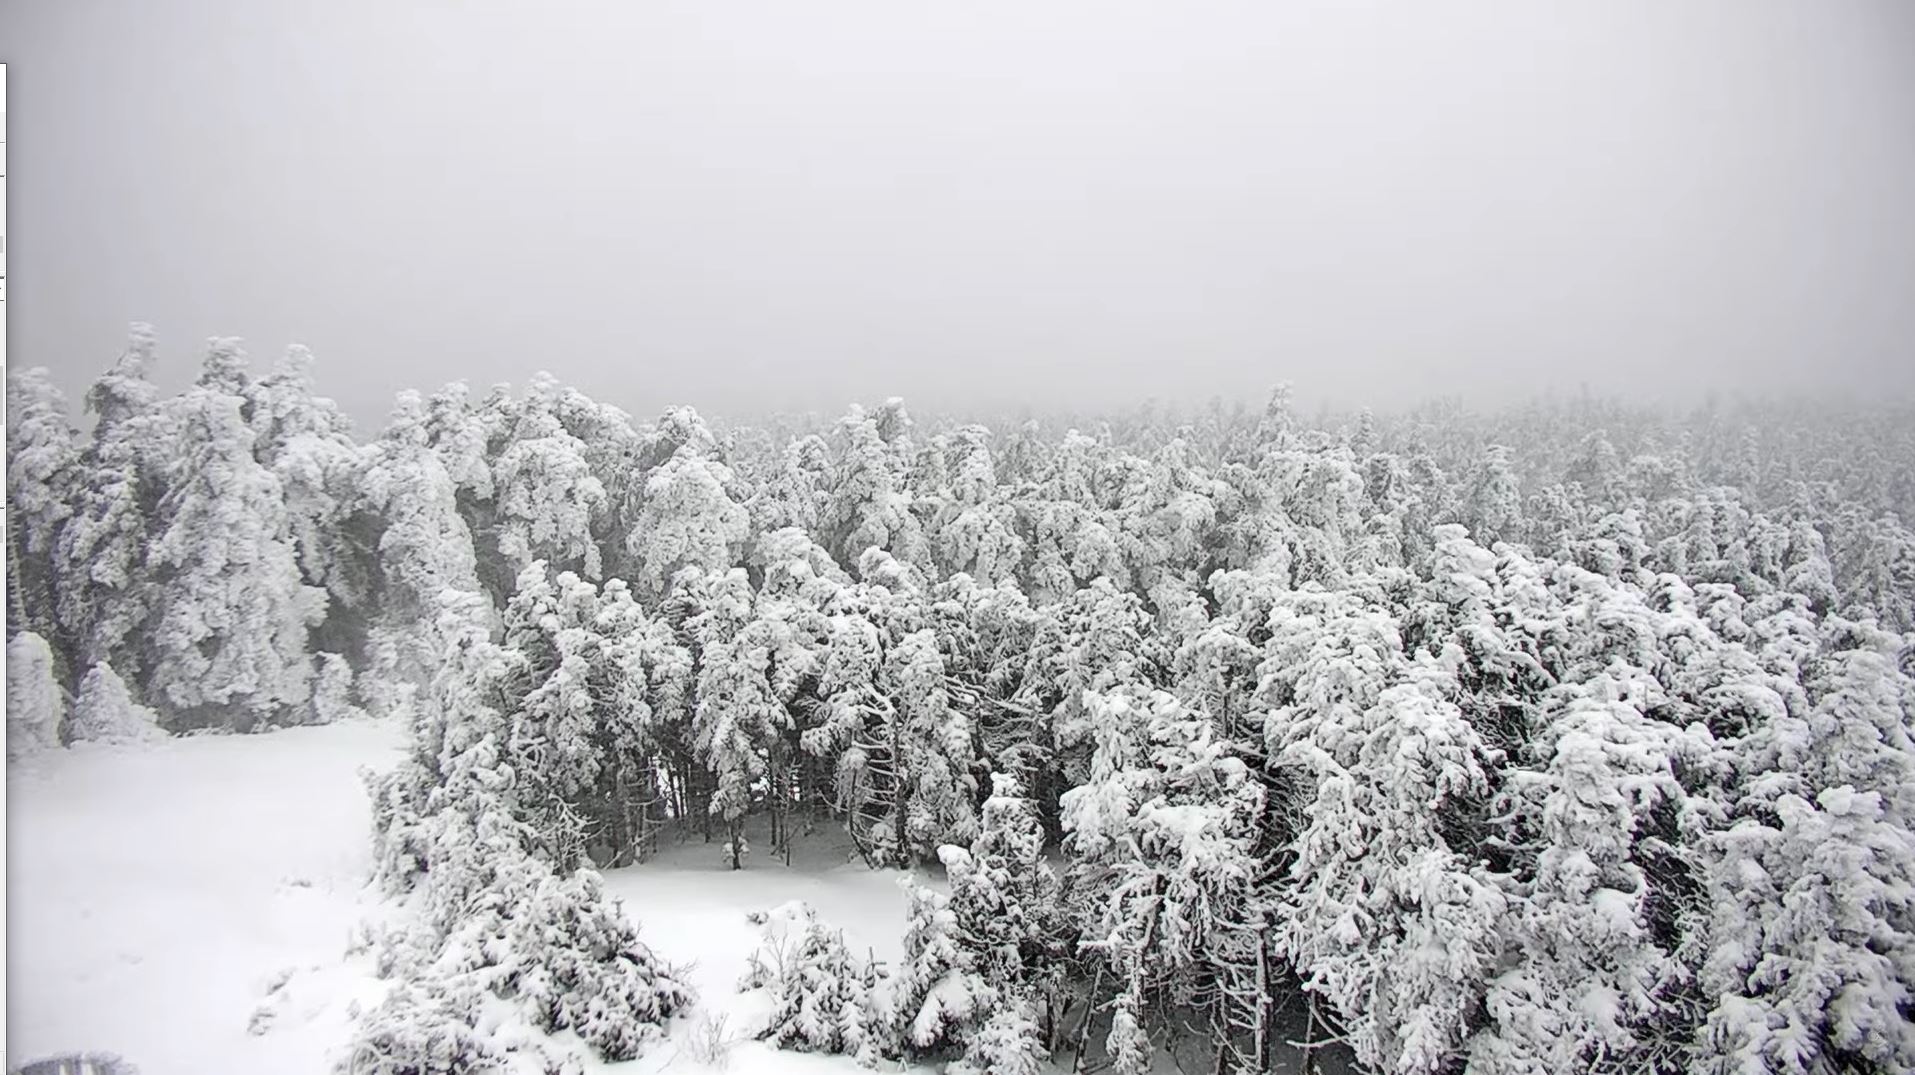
8,328 -> 1915,1073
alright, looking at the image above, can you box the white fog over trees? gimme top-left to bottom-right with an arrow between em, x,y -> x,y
7,331 -> 1915,1074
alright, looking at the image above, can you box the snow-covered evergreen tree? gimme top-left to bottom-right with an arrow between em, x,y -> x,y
926,425 -> 1027,586
829,403 -> 931,571
68,661 -> 164,744
741,901 -> 884,1061
627,408 -> 750,597
941,774 -> 1067,1071
356,584 -> 693,1069
1701,620 -> 1915,1075
749,433 -> 834,537
54,325 -> 174,684
6,631 -> 66,758
1471,689 -> 1706,1074
311,652 -> 368,724
890,877 -> 983,1057
6,367 -> 79,656
888,628 -> 979,861
357,390 -> 486,708
144,353 -> 327,730
1263,591 -> 1505,1075
1465,443 -> 1526,546
1061,686 -> 1267,1073
488,373 -> 609,584
246,346 -> 363,592
682,568 -> 776,869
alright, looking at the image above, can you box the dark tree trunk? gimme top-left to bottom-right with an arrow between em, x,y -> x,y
892,711 -> 907,860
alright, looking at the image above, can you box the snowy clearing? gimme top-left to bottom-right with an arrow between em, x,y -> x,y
592,832 -> 936,1075
6,720 -> 405,1075
5,718 -> 944,1075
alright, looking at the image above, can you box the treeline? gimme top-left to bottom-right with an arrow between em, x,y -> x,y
7,328 -> 1915,1073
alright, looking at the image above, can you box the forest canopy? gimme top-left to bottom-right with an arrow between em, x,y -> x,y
7,329 -> 1915,1074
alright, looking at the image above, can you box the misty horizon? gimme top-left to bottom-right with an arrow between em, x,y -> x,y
5,1 -> 1913,427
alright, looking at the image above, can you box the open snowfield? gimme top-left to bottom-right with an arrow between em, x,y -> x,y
5,720 -> 940,1075
6,720 -> 407,1075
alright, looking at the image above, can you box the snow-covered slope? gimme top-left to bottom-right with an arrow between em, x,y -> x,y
5,720 -> 406,1075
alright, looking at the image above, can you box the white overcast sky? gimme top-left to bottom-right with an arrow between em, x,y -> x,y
3,1 -> 1913,427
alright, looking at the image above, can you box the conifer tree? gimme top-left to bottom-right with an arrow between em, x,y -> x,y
6,367 -> 79,663
1061,687 -> 1266,1074
244,345 -> 374,661
488,372 -> 608,583
311,652 -> 368,724
940,774 -> 1067,1070
1472,690 -> 1703,1074
627,408 -> 750,598
6,631 -> 65,758
891,877 -> 982,1056
358,390 -> 487,709
829,403 -> 930,570
55,326 -> 173,684
1701,621 -> 1915,1075
1263,593 -> 1505,1074
1465,443 -> 1525,547
743,901 -> 884,1060
68,661 -> 164,744
145,346 -> 326,730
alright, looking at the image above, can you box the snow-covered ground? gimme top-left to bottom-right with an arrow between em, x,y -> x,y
6,720 -> 406,1075
594,831 -> 933,1074
5,721 -> 938,1075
